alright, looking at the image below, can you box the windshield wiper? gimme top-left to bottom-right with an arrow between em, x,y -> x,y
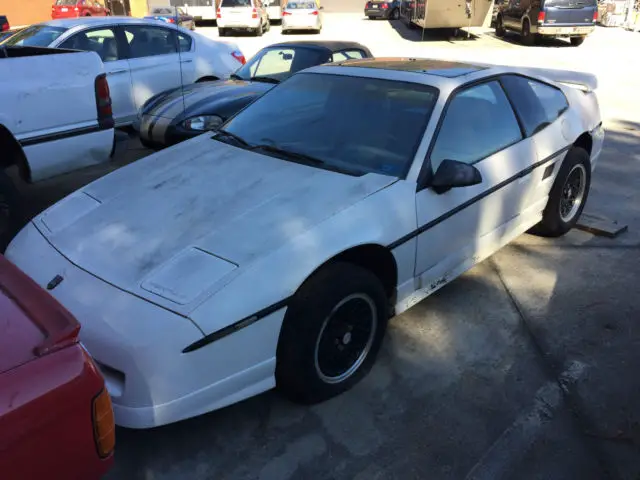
213,129 -> 250,147
250,76 -> 281,84
251,144 -> 325,165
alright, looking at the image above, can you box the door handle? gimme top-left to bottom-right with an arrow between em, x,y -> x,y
181,59 -> 193,63
108,69 -> 128,74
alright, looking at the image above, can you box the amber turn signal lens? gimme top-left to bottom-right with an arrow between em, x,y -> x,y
92,388 -> 115,458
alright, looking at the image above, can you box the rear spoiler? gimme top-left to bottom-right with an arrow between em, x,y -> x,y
471,61 -> 599,92
512,66 -> 598,92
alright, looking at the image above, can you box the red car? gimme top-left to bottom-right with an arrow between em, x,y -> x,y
52,0 -> 110,19
0,255 -> 115,480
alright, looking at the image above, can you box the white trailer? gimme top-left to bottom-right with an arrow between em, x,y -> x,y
398,0 -> 494,31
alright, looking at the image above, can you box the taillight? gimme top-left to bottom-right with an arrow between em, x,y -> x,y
592,10 -> 597,21
282,10 -> 291,15
537,11 -> 545,23
168,17 -> 176,23
231,50 -> 246,65
92,389 -> 115,459
381,3 -> 389,8
95,74 -> 114,129
251,7 -> 257,18
1,22 -> 9,32
216,7 -> 221,18
310,9 -> 319,14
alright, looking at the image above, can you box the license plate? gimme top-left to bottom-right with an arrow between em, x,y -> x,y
373,4 -> 378,7
61,7 -> 68,11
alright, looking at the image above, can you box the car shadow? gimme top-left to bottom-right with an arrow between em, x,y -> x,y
388,19 -> 483,43
485,30 -> 575,48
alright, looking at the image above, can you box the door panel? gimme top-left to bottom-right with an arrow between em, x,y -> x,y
58,27 -> 136,126
414,80 -> 536,280
123,25 -> 183,112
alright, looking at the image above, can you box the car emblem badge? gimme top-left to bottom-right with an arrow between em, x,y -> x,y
47,275 -> 64,291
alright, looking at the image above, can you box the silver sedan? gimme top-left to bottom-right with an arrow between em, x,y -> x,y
282,1 -> 323,34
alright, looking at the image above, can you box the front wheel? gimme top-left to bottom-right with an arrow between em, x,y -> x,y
0,170 -> 24,252
570,35 -> 585,46
276,262 -> 389,404
529,147 -> 591,237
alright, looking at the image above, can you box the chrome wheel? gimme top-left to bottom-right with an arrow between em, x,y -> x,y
559,163 -> 587,222
314,293 -> 377,384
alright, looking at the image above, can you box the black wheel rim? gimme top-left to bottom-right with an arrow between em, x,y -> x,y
559,164 -> 587,222
314,293 -> 377,384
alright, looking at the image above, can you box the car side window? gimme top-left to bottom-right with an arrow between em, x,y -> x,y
123,26 -> 178,59
177,32 -> 192,52
250,48 -> 295,77
430,81 -> 523,169
331,49 -> 366,62
59,27 -> 121,62
500,75 -> 569,136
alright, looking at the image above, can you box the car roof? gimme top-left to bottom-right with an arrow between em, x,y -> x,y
328,57 -> 490,78
43,16 -> 166,29
265,40 -> 372,54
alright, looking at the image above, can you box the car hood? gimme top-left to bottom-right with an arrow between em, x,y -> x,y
34,138 -> 396,310
142,79 -> 275,122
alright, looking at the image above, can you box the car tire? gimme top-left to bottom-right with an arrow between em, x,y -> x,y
276,262 -> 389,405
390,8 -> 400,20
256,22 -> 263,36
265,19 -> 271,31
0,170 -> 24,253
521,18 -> 535,45
218,27 -> 226,36
529,146 -> 591,238
495,14 -> 506,37
368,15 -> 375,20
570,35 -> 585,46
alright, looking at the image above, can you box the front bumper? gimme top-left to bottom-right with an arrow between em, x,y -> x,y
364,7 -> 390,17
139,114 -> 200,149
6,222 -> 284,429
536,24 -> 595,36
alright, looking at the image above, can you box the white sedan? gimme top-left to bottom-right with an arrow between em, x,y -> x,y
2,17 -> 245,127
6,58 -> 604,429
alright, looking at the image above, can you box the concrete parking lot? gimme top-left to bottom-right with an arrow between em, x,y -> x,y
13,6 -> 640,479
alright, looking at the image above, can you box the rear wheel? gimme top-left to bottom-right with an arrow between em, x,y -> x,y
390,8 -> 400,20
218,27 -> 226,36
495,14 -> 505,36
265,18 -> 271,31
570,35 -> 585,46
0,170 -> 24,252
368,15 -> 375,19
276,262 -> 389,404
529,147 -> 591,237
521,19 -> 535,45
255,22 -> 263,36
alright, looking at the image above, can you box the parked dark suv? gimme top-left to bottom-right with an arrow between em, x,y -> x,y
495,0 -> 598,46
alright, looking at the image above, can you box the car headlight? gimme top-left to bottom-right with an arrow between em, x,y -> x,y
182,115 -> 224,131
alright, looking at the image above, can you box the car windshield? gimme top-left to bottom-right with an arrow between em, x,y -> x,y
221,0 -> 252,6
151,7 -> 175,14
221,72 -> 438,177
286,1 -> 317,8
544,0 -> 596,6
2,25 -> 67,47
234,46 -> 328,82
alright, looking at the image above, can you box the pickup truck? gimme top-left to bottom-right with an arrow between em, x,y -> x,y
0,45 -> 114,250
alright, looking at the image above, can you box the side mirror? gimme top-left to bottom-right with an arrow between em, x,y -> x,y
431,159 -> 482,194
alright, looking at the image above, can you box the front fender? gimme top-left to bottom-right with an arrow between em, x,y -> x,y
189,180 -> 418,336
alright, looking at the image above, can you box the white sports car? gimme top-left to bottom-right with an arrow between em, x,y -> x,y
6,58 -> 604,429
